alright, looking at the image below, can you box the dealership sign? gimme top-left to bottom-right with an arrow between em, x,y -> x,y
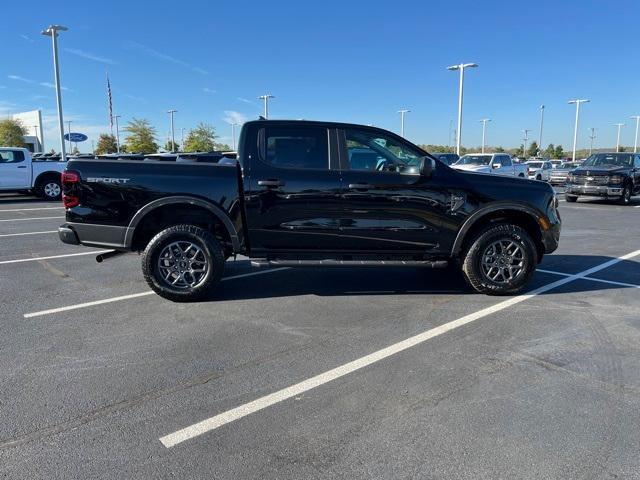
64,132 -> 88,142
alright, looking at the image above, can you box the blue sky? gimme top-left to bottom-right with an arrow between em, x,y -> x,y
1,0 -> 639,152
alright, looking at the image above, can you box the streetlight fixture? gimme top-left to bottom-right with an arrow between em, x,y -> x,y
613,123 -> 625,152
397,109 -> 410,138
538,105 -> 545,152
630,116 -> 640,153
522,129 -> 532,159
479,118 -> 491,153
111,115 -> 121,153
41,24 -> 68,161
167,109 -> 177,152
568,99 -> 590,161
258,94 -> 275,119
447,62 -> 478,155
588,127 -> 597,155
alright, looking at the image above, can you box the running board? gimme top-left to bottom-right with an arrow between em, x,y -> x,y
251,259 -> 448,268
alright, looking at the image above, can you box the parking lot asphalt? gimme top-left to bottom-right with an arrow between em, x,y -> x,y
1,190 -> 639,479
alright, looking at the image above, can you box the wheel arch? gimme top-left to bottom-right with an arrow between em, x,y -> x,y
451,203 -> 546,260
34,170 -> 62,187
124,196 -> 241,253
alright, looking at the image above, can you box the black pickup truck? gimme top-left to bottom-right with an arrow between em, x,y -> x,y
59,120 -> 561,301
565,152 -> 640,204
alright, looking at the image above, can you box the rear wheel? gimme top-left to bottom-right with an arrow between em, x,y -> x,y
461,223 -> 537,295
142,224 -> 225,302
36,177 -> 62,200
565,194 -> 578,203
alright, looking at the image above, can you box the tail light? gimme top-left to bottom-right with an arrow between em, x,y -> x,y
61,170 -> 80,208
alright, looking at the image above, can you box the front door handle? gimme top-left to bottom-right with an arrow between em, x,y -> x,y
258,179 -> 285,188
348,183 -> 372,190
17,166 -> 27,169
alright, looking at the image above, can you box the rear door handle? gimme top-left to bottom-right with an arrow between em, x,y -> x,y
258,179 -> 285,187
348,183 -> 372,190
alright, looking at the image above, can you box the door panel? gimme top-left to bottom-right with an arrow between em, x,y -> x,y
338,128 -> 447,253
244,125 -> 344,253
0,150 -> 30,188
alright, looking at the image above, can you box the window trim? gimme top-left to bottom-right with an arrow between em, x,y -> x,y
256,126 -> 332,171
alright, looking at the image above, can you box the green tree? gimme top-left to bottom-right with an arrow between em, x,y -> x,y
527,141 -> 539,158
163,140 -> 180,152
0,118 -> 27,147
514,144 -> 524,157
554,145 -> 564,159
184,122 -> 217,152
95,134 -> 118,154
123,118 -> 158,154
494,146 -> 505,153
619,146 -> 626,152
215,142 -> 231,151
543,143 -> 555,158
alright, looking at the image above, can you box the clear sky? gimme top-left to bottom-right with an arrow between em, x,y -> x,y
1,0 -> 639,152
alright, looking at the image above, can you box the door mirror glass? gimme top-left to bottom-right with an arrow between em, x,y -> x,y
492,162 -> 502,169
420,157 -> 436,178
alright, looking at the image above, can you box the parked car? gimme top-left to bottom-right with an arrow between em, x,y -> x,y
565,153 -> 640,204
549,162 -> 580,185
525,160 -> 553,181
0,147 -> 66,200
452,153 -> 527,177
433,152 -> 459,165
549,160 -> 563,169
59,120 -> 560,300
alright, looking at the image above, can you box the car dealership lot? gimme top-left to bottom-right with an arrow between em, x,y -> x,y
1,191 -> 640,479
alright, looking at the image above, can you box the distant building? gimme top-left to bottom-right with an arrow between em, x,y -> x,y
11,110 -> 44,152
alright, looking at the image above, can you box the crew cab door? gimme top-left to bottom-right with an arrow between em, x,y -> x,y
0,150 -> 30,188
337,127 -> 446,253
634,155 -> 640,193
243,124 -> 343,253
492,154 -> 513,176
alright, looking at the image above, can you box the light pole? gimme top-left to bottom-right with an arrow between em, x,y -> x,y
167,109 -> 177,152
111,115 -> 121,153
630,116 -> 640,153
181,127 -> 185,150
588,127 -> 597,155
41,25 -> 68,160
568,99 -> 590,161
397,109 -> 410,138
613,123 -> 625,152
258,94 -> 275,119
522,129 -> 531,159
231,122 -> 239,151
67,120 -> 72,153
479,118 -> 491,153
447,62 -> 478,155
538,104 -> 545,153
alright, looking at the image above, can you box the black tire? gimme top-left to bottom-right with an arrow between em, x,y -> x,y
536,174 -> 542,181
565,194 -> 578,203
142,224 -> 225,302
36,176 -> 62,200
461,223 -> 538,295
518,173 -> 525,178
618,184 -> 632,205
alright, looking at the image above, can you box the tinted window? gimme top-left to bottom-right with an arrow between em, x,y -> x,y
583,153 -> 632,167
500,155 -> 512,166
345,129 -> 423,173
635,155 -> 640,168
263,126 -> 328,170
0,150 -> 25,163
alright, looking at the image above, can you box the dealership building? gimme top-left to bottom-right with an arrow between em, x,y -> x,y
11,110 -> 44,153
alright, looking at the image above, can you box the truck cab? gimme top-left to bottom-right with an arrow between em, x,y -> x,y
0,147 -> 66,200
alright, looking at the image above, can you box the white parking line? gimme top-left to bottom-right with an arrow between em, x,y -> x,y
538,268 -> 640,288
23,267 -> 290,318
0,230 -> 57,238
0,250 -> 111,265
0,207 -> 64,212
0,216 -> 64,222
159,249 -> 640,448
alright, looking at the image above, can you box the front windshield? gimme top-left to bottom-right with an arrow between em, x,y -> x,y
582,153 -> 632,167
527,162 -> 543,168
456,155 -> 491,166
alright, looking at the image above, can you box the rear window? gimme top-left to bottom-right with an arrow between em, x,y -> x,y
262,126 -> 328,170
0,150 -> 25,163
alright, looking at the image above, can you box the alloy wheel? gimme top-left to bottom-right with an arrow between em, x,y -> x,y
44,182 -> 61,199
481,239 -> 525,284
157,241 -> 209,289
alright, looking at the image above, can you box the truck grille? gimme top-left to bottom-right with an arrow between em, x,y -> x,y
570,175 -> 609,185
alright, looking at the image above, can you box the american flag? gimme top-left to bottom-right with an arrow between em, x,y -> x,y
107,74 -> 113,134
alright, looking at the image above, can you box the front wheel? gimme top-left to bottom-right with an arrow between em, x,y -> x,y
461,223 -> 538,295
565,194 -> 578,203
142,224 -> 225,302
618,185 -> 632,205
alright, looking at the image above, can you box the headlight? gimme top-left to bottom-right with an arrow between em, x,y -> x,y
610,175 -> 624,184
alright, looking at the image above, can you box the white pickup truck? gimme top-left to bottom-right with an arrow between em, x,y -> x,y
0,147 -> 65,200
451,153 -> 527,178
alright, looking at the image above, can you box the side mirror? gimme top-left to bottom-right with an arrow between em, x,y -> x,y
492,163 -> 502,169
420,157 -> 436,178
